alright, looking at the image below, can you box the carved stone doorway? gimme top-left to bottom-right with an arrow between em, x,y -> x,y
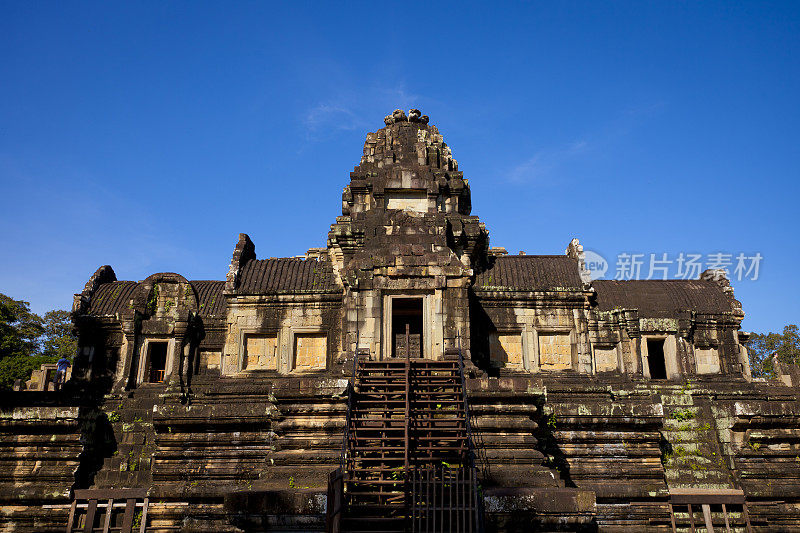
392,297 -> 423,358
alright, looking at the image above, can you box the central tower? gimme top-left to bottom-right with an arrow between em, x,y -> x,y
328,109 -> 489,361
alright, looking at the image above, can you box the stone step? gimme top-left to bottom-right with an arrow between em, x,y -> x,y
667,481 -> 737,491
666,454 -> 717,466
660,395 -> 695,406
665,466 -> 730,479
663,419 -> 703,430
662,427 -> 710,438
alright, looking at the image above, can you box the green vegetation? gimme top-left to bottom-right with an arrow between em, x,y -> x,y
670,409 -> 696,422
746,324 -> 800,379
672,445 -> 702,458
288,476 -> 309,489
147,284 -> 159,315
126,450 -> 139,471
0,294 -> 77,389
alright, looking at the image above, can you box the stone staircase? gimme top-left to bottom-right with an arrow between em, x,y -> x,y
341,358 -> 480,532
93,386 -> 160,489
660,387 -> 734,491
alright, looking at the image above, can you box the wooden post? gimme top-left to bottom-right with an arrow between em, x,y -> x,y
83,500 -> 97,533
743,503 -> 753,533
405,323 -> 411,361
722,503 -> 731,532
66,500 -> 77,533
103,499 -> 113,533
121,498 -> 136,532
702,503 -> 714,533
404,341 -> 411,522
669,503 -> 677,532
139,498 -> 149,533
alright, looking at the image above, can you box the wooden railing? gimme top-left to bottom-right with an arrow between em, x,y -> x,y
669,488 -> 752,533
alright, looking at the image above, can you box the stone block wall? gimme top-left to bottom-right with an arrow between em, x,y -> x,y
473,292 -> 591,374
222,295 -> 341,375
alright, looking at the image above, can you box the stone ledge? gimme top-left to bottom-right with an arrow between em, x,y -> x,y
484,487 -> 596,522
223,488 -> 326,515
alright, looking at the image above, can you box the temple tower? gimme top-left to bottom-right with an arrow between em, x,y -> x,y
328,109 -> 488,361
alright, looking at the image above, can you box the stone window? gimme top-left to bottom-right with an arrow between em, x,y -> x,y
695,347 -> 721,374
293,333 -> 327,372
489,332 -> 524,370
538,332 -> 572,371
242,334 -> 278,371
594,347 -> 619,372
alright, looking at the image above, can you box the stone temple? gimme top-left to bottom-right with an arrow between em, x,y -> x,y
2,109 -> 799,532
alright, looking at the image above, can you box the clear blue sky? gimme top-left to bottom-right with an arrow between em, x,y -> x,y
1,2 -> 798,333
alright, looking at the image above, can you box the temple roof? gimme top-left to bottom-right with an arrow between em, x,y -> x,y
236,257 -> 339,294
87,281 -> 138,316
592,279 -> 734,317
87,279 -> 226,317
192,280 -> 226,316
474,255 -> 584,292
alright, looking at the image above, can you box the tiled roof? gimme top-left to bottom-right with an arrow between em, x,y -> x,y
474,255 -> 583,292
192,281 -> 226,317
237,258 -> 339,294
88,280 -> 227,317
88,281 -> 137,316
592,279 -> 733,317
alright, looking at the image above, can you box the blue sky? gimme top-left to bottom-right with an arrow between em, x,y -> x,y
1,2 -> 797,333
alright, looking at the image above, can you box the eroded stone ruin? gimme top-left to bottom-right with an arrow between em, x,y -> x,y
2,110 -> 797,532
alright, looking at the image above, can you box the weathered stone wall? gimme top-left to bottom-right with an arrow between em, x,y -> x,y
222,295 -> 342,375
0,399 -> 82,532
467,374 -> 800,532
473,291 -> 591,374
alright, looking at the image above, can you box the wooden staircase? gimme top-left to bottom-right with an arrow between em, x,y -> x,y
333,353 -> 482,532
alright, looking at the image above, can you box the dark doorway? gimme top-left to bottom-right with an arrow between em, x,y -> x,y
392,298 -> 423,358
147,342 -> 168,383
647,339 -> 667,379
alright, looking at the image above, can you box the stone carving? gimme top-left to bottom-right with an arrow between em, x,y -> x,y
384,108 -> 429,125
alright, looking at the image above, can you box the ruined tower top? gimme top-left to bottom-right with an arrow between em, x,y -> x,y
339,109 -> 470,218
356,109 -> 458,173
332,109 -> 485,272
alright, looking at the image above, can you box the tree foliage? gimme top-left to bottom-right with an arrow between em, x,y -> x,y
0,294 -> 44,359
41,310 -> 77,359
0,354 -> 61,391
745,324 -> 800,379
0,293 -> 77,389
